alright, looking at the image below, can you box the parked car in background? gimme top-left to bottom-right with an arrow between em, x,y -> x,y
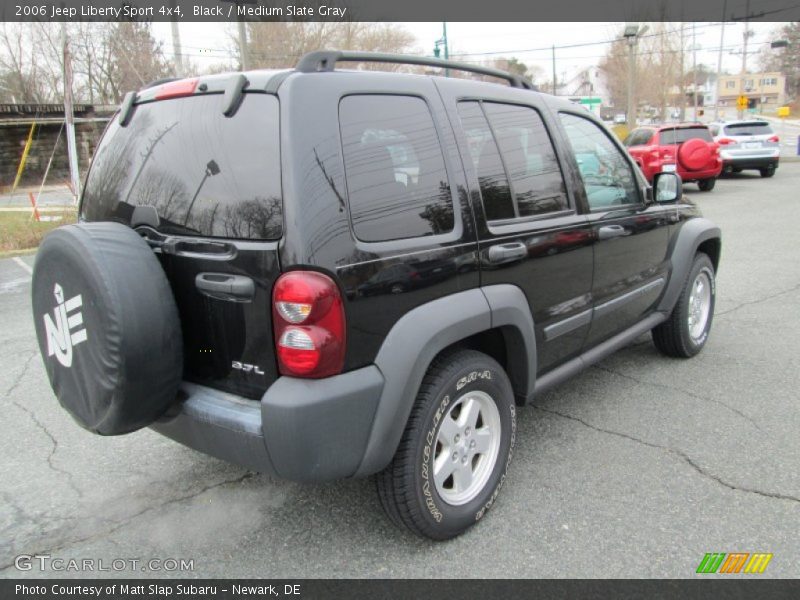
708,120 -> 780,178
624,123 -> 722,191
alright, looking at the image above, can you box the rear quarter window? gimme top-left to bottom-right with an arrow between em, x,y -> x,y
339,94 -> 454,243
81,93 -> 282,240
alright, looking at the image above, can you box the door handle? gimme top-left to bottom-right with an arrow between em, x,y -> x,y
598,225 -> 627,240
163,239 -> 237,261
195,273 -> 255,302
487,242 -> 527,264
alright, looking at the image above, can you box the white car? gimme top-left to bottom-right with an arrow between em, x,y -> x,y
708,120 -> 780,178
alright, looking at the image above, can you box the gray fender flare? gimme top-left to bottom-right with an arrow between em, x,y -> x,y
354,284 -> 536,477
658,217 -> 721,313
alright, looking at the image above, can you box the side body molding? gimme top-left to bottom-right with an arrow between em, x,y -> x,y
658,217 -> 721,314
354,285 -> 537,477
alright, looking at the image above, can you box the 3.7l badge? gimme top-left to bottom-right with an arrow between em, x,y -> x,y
231,361 -> 264,375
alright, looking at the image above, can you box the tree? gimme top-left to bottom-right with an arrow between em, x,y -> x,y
0,22 -> 172,105
759,22 -> 800,100
243,22 -> 416,71
599,23 -> 684,119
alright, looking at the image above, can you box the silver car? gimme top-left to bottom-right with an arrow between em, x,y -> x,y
709,120 -> 780,178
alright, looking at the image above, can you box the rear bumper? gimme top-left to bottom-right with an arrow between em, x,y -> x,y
151,365 -> 385,482
722,156 -> 779,170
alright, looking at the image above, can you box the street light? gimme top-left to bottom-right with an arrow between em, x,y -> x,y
433,22 -> 449,77
623,23 -> 647,126
183,160 -> 221,227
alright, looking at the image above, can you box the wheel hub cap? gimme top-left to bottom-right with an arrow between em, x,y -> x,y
433,390 -> 501,506
688,270 -> 712,340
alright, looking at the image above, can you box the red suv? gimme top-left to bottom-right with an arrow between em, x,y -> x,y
624,123 -> 722,191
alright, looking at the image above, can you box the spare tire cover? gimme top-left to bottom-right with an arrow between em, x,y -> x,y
32,222 -> 183,435
678,138 -> 712,171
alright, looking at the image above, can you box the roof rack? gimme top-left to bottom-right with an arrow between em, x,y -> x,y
295,51 -> 537,90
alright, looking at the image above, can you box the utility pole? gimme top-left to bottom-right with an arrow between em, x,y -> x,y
238,21 -> 249,70
739,0 -> 752,118
692,24 -> 699,121
61,22 -> 80,202
714,0 -> 727,121
170,0 -> 184,77
551,46 -> 557,95
442,22 -> 449,77
624,24 -> 646,125
679,23 -> 686,121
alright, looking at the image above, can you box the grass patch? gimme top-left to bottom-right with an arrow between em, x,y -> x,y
0,210 -> 77,254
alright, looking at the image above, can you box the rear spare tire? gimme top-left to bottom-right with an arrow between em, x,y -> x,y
677,138 -> 712,172
32,222 -> 183,435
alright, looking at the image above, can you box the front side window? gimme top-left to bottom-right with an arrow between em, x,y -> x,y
457,101 -> 568,222
339,95 -> 454,243
558,113 -> 640,210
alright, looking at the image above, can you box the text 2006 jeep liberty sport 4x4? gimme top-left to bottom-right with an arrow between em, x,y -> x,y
32,52 -> 720,540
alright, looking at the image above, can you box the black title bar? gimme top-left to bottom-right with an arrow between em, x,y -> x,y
3,0 -> 800,22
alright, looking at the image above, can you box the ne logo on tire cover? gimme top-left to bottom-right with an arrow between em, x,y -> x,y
43,283 -> 87,368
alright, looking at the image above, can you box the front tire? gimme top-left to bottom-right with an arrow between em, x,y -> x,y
652,253 -> 716,358
376,349 -> 516,540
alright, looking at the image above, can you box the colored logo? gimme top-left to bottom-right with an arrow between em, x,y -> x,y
696,553 -> 773,574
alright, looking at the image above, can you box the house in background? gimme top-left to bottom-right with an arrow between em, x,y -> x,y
559,67 -> 612,118
717,72 -> 786,109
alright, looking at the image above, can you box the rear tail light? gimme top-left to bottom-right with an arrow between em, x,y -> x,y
717,138 -> 735,145
154,78 -> 199,100
768,135 -> 779,143
272,271 -> 346,378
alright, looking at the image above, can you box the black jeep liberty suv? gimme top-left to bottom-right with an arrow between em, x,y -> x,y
32,52 -> 720,540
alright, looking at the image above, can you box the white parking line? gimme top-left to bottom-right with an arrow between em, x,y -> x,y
12,257 -> 33,275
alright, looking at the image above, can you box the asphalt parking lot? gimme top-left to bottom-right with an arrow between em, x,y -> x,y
2,164 -> 799,579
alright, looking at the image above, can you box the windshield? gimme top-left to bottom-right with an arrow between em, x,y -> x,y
81,93 -> 282,240
659,127 -> 713,145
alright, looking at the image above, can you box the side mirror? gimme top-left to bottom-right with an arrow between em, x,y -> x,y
653,172 -> 682,203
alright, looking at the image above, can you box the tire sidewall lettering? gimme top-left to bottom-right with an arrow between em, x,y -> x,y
419,366 -> 514,528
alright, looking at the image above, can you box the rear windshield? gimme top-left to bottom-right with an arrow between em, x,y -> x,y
724,122 -> 774,136
659,127 -> 713,145
81,93 -> 282,240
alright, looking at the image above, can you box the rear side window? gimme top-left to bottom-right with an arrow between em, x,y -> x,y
724,122 -> 774,136
339,95 -> 454,243
457,102 -> 514,220
81,93 -> 282,240
457,101 -> 568,222
659,127 -> 713,144
624,128 -> 654,147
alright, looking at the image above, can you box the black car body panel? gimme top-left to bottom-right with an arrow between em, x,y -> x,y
78,60 -> 720,482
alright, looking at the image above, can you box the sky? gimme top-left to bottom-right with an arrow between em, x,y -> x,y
151,21 -> 786,83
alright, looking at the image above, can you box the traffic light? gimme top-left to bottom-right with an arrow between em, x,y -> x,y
433,46 -> 441,58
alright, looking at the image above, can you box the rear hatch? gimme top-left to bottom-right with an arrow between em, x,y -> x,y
657,125 -> 718,170
717,121 -> 779,157
80,87 -> 283,399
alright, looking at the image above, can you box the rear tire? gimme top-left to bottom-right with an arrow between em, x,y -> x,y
376,349 -> 516,540
760,165 -> 776,178
697,178 -> 716,192
652,253 -> 715,358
